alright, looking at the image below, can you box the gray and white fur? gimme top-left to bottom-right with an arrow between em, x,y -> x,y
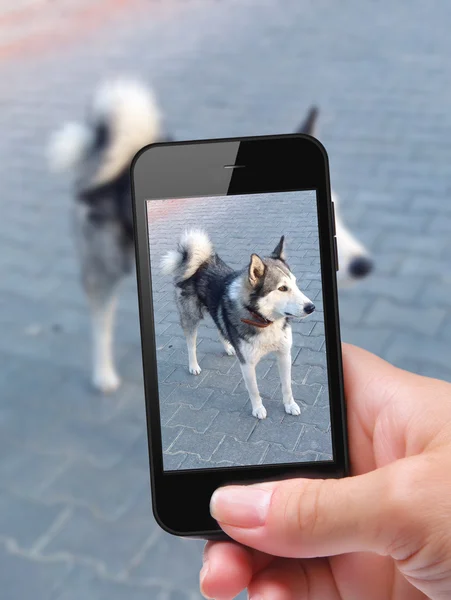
47,78 -> 171,392
162,230 -> 316,419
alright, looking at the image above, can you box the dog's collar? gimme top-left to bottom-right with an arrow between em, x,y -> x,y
241,307 -> 273,328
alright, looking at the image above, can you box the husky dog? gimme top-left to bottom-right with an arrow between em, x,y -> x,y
47,78 -> 172,392
297,108 -> 373,287
48,77 -> 372,394
162,230 -> 315,419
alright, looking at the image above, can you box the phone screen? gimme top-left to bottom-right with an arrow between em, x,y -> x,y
146,190 -> 333,472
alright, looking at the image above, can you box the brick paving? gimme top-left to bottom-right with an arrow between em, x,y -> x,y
1,0 -> 451,598
148,192 -> 331,470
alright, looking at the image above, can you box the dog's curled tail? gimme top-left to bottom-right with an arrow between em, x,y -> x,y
161,230 -> 213,280
47,78 -> 160,181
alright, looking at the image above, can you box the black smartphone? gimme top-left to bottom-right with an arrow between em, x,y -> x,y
131,134 -> 348,540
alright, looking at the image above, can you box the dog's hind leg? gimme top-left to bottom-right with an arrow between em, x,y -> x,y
175,289 -> 203,375
76,208 -> 128,393
218,332 -> 236,356
184,325 -> 201,375
84,273 -> 122,393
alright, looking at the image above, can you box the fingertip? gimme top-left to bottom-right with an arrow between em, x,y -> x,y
200,541 -> 254,599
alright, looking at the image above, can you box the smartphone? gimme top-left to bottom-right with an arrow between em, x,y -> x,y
131,134 -> 348,539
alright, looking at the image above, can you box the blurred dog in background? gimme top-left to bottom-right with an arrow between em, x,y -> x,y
48,78 -> 373,393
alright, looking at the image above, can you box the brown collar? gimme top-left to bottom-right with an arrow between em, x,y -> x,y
241,308 -> 273,328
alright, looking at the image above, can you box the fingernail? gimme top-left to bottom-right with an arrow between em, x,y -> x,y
199,561 -> 210,598
210,486 -> 272,528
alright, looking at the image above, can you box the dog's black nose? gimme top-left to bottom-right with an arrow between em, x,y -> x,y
349,256 -> 373,278
304,302 -> 315,314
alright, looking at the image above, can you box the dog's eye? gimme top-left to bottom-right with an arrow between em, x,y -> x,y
278,285 -> 288,292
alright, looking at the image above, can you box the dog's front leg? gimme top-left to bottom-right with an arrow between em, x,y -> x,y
276,350 -> 301,415
240,362 -> 267,419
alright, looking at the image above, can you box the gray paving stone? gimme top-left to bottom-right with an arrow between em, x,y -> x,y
202,369 -> 243,394
0,438 -> 66,498
290,382 -> 323,406
291,332 -> 325,351
179,454 -> 234,469
297,405 -> 332,432
164,365 -> 208,387
44,507 -> 154,573
249,415 -> 303,451
157,362 -> 178,383
206,389 -> 251,413
340,325 -> 393,356
161,426 -> 183,451
0,549 -> 71,600
165,385 -> 214,409
233,374 -> 281,399
0,490 -> 64,549
207,410 -> 258,441
295,424 -> 333,455
294,347 -> 328,368
130,532 -> 204,590
364,298 -> 446,337
338,296 -> 372,326
164,453 -> 188,471
33,416 -> 144,468
159,382 -> 181,401
195,352 -> 237,374
305,365 -> 328,386
166,348 -> 206,368
167,429 -> 224,461
263,445 -> 319,465
40,460 -> 148,520
399,256 -> 451,279
166,405 -> 219,433
211,436 -> 269,466
52,567 -> 168,600
385,334 -> 451,379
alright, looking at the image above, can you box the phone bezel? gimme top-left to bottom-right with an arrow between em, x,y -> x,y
131,134 -> 348,538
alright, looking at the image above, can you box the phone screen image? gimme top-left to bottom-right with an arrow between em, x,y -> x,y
146,191 -> 333,472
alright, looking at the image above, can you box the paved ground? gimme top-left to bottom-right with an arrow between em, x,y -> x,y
148,192 -> 331,470
1,0 -> 451,598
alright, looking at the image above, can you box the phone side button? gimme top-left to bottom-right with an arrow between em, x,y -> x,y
331,201 -> 336,237
333,236 -> 339,271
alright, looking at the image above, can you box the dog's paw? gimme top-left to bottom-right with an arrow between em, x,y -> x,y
189,364 -> 202,375
252,405 -> 267,419
285,401 -> 301,416
93,368 -> 121,394
225,345 -> 236,356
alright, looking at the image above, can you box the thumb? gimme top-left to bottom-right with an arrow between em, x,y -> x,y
210,465 -> 405,558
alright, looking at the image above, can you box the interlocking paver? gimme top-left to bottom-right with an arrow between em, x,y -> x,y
43,506 -> 154,574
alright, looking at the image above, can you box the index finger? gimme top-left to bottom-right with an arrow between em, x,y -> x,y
201,541 -> 272,599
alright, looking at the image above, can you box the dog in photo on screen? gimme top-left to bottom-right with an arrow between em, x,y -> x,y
162,230 -> 315,419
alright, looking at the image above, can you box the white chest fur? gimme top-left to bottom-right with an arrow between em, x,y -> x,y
239,320 -> 292,365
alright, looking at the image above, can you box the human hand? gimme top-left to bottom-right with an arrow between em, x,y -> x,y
200,344 -> 451,599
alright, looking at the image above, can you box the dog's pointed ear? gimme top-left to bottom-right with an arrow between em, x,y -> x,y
296,106 -> 319,138
271,235 -> 286,261
248,254 -> 265,286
